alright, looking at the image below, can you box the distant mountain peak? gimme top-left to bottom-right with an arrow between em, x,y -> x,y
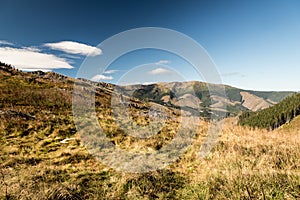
0,61 -> 294,119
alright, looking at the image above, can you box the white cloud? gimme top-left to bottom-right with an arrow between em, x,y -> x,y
0,47 -> 74,70
22,46 -> 41,52
44,41 -> 102,56
118,81 -> 155,86
155,60 -> 171,65
60,53 -> 82,59
103,69 -> 118,74
221,72 -> 245,78
0,40 -> 13,46
91,74 -> 113,81
148,67 -> 172,75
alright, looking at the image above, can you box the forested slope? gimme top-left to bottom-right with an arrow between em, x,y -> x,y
239,93 -> 300,130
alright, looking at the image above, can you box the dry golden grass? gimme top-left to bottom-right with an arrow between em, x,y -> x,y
171,117 -> 300,199
1,67 -> 299,199
1,114 -> 299,199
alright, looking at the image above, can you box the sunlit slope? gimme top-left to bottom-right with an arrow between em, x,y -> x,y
279,115 -> 300,132
239,93 -> 300,130
121,81 -> 294,118
1,62 -> 299,199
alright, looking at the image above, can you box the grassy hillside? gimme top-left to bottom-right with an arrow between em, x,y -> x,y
1,63 -> 300,199
279,115 -> 300,133
239,93 -> 300,130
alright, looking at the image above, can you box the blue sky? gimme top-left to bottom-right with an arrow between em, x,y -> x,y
0,0 -> 299,91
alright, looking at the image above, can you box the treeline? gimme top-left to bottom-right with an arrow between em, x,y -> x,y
238,93 -> 300,130
0,61 -> 20,74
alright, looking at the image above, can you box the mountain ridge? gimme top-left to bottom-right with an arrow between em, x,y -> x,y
0,62 -> 295,118
118,81 -> 294,117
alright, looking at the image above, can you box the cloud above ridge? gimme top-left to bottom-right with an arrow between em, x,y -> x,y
0,47 -> 74,70
155,60 -> 170,65
0,40 -> 13,46
44,41 -> 102,56
103,69 -> 118,74
91,74 -> 113,81
148,67 -> 172,75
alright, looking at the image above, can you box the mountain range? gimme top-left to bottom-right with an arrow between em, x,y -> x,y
0,62 -> 294,120
117,81 -> 293,118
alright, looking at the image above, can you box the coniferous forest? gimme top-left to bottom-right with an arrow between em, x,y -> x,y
239,93 -> 300,130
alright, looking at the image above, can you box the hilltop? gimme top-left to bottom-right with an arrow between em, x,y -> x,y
106,79 -> 293,119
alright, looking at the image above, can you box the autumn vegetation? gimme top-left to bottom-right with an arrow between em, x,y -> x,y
0,63 -> 299,199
